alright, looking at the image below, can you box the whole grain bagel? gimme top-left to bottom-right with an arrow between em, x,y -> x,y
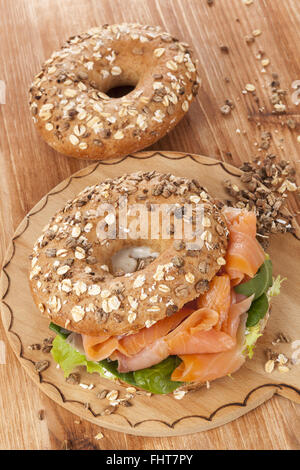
29,171 -> 228,336
29,24 -> 199,160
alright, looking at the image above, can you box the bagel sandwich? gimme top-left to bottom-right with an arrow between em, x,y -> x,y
29,172 -> 284,394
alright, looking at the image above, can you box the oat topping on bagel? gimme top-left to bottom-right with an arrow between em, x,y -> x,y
29,24 -> 199,160
29,171 -> 228,337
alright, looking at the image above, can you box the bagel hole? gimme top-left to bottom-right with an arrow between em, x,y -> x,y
105,84 -> 136,98
111,245 -> 159,277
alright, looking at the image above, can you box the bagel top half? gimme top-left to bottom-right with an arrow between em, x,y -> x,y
29,23 -> 199,160
29,171 -> 228,336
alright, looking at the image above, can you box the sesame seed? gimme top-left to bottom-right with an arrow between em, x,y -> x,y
104,213 -> 115,225
265,359 -> 275,373
147,306 -> 160,312
74,124 -> 86,137
166,60 -> 178,71
40,103 -> 54,112
85,61 -> 94,70
57,265 -> 70,275
75,248 -> 85,260
48,66 -> 57,74
39,112 -> 51,121
79,142 -> 88,150
277,353 -> 288,364
106,390 -> 119,401
185,272 -> 195,283
61,279 -> 72,293
128,296 -> 138,310
108,296 -> 121,310
173,390 -> 186,400
64,89 -> 77,98
190,195 -> 200,203
88,285 -> 101,296
245,83 -> 256,92
78,82 -> 87,91
182,100 -> 189,112
71,305 -> 85,322
145,319 -> 157,328
101,289 -> 111,299
111,66 -> 122,76
128,312 -> 137,323
84,223 -> 93,233
133,274 -> 146,288
79,383 -> 89,389
78,110 -> 87,120
203,216 -> 211,227
69,135 -> 79,146
71,226 -> 81,238
45,123 -> 54,131
261,58 -> 270,67
278,365 -> 289,373
153,81 -> 163,90
153,48 -> 165,57
56,249 -> 68,257
114,130 -> 124,140
252,29 -> 262,37
158,284 -> 170,293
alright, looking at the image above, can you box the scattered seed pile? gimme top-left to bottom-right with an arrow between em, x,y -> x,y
269,73 -> 288,114
224,154 -> 299,247
263,333 -> 300,375
29,336 -> 53,353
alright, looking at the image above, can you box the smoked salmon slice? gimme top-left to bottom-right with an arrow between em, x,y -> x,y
196,274 -> 231,330
226,230 -> 265,280
82,334 -> 128,362
116,338 -> 170,373
118,306 -> 193,356
222,207 -> 257,238
117,308 -> 235,373
82,306 -> 193,362
171,315 -> 248,383
165,307 -> 235,354
166,328 -> 235,355
222,208 -> 265,284
170,346 -> 245,383
222,292 -> 254,338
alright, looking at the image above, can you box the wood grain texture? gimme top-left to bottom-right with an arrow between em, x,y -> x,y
0,0 -> 299,450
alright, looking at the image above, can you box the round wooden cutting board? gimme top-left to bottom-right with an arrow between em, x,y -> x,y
1,151 -> 299,437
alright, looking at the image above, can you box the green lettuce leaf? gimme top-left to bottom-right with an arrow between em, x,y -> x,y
98,360 -> 138,387
243,324 -> 262,359
51,335 -> 107,378
133,356 -> 183,394
243,274 -> 285,358
49,322 -> 71,339
267,275 -> 286,300
246,293 -> 269,328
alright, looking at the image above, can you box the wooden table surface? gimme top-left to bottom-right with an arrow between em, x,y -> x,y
1,0 -> 300,450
